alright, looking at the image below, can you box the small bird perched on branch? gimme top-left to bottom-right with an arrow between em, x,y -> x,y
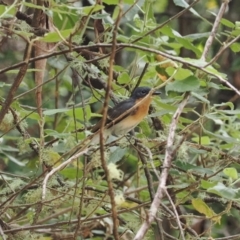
90,86 -> 160,144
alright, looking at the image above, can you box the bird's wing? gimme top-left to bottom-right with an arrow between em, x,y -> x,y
91,98 -> 136,133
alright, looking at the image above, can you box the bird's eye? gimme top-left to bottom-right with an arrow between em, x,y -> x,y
141,90 -> 147,94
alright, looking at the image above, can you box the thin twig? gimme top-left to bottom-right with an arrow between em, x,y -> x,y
165,189 -> 185,240
133,63 -> 149,91
214,234 -> 240,240
3,201 -> 151,234
204,34 -> 240,67
137,142 -> 160,180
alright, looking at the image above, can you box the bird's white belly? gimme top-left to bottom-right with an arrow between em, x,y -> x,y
110,118 -> 139,136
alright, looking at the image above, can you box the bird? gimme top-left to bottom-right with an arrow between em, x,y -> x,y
90,86 -> 160,144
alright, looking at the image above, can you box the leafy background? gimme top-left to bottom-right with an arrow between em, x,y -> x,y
0,0 -> 240,239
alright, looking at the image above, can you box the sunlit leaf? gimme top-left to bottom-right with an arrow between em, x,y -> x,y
192,136 -> 211,145
60,167 -> 83,179
230,43 -> 240,53
201,180 -> 218,189
192,198 -> 221,223
220,18 -> 235,28
166,67 -> 193,80
0,4 -> 16,18
117,72 -> 131,84
165,76 -> 200,93
41,29 -> 72,42
223,168 -> 238,180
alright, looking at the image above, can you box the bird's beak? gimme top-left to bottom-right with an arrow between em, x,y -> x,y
152,90 -> 161,95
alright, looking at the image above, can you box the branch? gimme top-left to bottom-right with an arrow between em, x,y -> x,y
165,189 -> 185,240
0,42 -> 33,124
204,34 -> 240,67
200,0 -> 231,61
2,42 -> 240,97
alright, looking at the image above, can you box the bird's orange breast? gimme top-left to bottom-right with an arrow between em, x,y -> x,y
110,95 -> 152,136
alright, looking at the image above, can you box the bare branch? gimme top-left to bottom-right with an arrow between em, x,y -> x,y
201,0 -> 231,61
0,42 -> 33,124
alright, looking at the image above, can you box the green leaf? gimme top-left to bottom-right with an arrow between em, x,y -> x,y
60,168 -> 82,179
207,182 -> 238,200
176,37 -> 201,56
204,129 -> 237,144
81,5 -> 105,15
214,102 -> 234,110
117,72 -> 131,84
53,6 -> 78,30
21,111 -> 41,121
166,67 -> 193,80
223,167 -> 238,180
191,92 -> 210,104
43,108 -> 69,115
230,43 -> 240,53
205,113 -> 224,125
236,21 -> 240,29
192,198 -> 217,218
217,109 -> 240,115
23,2 -> 45,9
192,198 -> 221,223
184,32 -> 210,40
205,65 -> 227,79
43,106 -> 91,121
124,0 -> 135,4
109,147 -> 128,163
103,0 -> 134,4
173,0 -> 201,18
91,13 -> 110,19
220,18 -> 235,28
184,58 -> 207,67
231,29 -> 240,37
148,101 -> 177,117
192,136 -> 211,145
8,69 -> 43,74
0,4 -> 16,18
175,161 -> 214,175
44,129 -> 71,138
66,106 -> 91,121
102,0 -> 119,4
208,82 -> 227,90
159,25 -> 176,38
41,29 -> 72,43
201,180 -> 217,189
165,76 -> 200,93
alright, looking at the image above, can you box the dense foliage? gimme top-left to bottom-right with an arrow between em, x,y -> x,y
0,0 -> 240,239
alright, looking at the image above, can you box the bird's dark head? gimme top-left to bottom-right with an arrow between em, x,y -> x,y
131,86 -> 160,99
